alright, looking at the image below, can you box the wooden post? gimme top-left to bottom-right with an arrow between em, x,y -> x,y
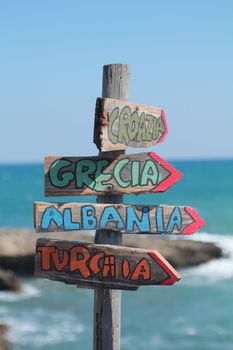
93,64 -> 130,350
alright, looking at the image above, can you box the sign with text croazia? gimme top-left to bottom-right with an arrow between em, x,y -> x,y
35,239 -> 181,290
34,202 -> 205,235
44,152 -> 182,197
93,98 -> 168,151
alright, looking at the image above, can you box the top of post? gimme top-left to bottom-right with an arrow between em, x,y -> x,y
102,64 -> 130,100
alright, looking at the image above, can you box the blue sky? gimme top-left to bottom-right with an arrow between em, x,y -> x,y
0,0 -> 232,163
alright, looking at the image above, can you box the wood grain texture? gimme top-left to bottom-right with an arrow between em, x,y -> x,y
33,202 -> 205,235
93,97 -> 168,151
35,238 -> 181,290
94,64 -> 130,350
44,152 -> 183,197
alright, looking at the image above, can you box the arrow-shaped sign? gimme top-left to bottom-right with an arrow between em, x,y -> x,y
44,152 -> 182,197
35,239 -> 181,290
94,97 -> 168,151
34,202 -> 205,235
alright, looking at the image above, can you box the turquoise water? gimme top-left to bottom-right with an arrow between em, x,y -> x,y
0,160 -> 233,349
0,160 -> 233,233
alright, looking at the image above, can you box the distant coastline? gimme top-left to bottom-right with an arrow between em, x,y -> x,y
0,157 -> 233,166
0,228 -> 222,291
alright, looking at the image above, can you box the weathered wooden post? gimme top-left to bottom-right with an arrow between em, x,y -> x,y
93,64 -> 130,350
34,63 -> 205,350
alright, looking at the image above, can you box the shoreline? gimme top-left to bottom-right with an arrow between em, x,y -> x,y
0,227 -> 224,348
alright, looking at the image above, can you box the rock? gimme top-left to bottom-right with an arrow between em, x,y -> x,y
0,229 -> 223,273
0,229 -> 94,275
0,229 -> 35,275
0,336 -> 10,350
162,240 -> 222,269
123,235 -> 223,269
0,324 -> 11,350
0,268 -> 21,292
0,325 -> 8,335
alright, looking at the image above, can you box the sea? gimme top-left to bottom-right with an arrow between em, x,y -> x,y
0,159 -> 233,350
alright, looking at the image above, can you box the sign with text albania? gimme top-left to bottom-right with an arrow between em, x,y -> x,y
34,202 -> 204,235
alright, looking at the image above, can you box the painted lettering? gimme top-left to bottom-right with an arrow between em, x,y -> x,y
95,160 -> 112,192
63,208 -> 80,230
128,111 -> 139,140
127,206 -> 150,232
81,205 -> 97,230
137,112 -> 146,142
37,246 -> 55,270
41,207 -> 63,230
76,159 -> 96,189
166,207 -> 182,232
156,207 -> 164,232
108,107 -> 119,144
89,253 -> 104,274
130,258 -> 151,280
47,154 -> 164,192
38,205 -> 186,234
118,106 -> 131,145
49,159 -> 74,188
131,161 -> 140,187
52,248 -> 69,271
99,206 -> 124,230
102,255 -> 116,278
145,115 -> 153,141
122,259 -> 130,278
70,246 -> 90,277
108,106 -> 166,146
114,158 -> 130,188
153,116 -> 166,140
37,245 -> 153,282
141,159 -> 159,186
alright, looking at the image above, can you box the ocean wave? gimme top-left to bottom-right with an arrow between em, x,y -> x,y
2,309 -> 85,348
181,233 -> 233,283
0,282 -> 41,302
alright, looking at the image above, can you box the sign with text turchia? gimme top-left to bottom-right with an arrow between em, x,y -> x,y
44,152 -> 182,197
93,98 -> 168,151
35,239 -> 181,290
34,202 -> 205,235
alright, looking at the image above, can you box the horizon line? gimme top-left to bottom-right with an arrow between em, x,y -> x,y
0,156 -> 232,166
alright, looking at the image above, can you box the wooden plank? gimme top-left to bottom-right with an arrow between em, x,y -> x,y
34,202 -> 205,235
35,238 -> 181,290
44,152 -> 183,197
93,98 -> 168,151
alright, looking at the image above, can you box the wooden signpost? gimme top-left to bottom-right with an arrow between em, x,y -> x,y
33,64 -> 205,350
34,202 -> 204,235
94,97 -> 168,151
35,238 -> 181,290
44,152 -> 183,196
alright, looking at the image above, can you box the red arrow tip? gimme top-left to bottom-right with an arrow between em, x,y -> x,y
159,110 -> 168,143
149,251 -> 181,285
181,207 -> 205,235
149,152 -> 183,193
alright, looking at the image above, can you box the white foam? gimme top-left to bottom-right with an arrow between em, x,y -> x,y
181,233 -> 233,284
4,311 -> 85,347
0,282 -> 40,302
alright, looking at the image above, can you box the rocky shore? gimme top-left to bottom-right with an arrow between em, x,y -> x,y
0,228 -> 223,291
0,324 -> 10,350
0,229 -> 223,350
